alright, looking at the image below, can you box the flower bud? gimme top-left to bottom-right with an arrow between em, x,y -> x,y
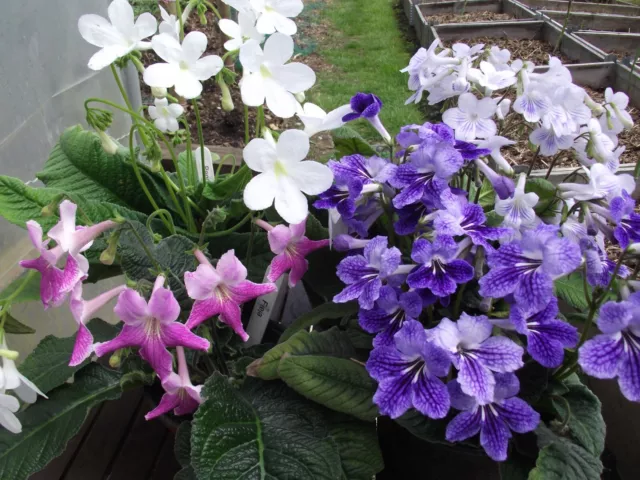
100,230 -> 121,265
109,350 -> 122,368
151,86 -> 167,98
217,76 -> 234,112
41,194 -> 64,217
294,92 -> 306,104
97,130 -> 119,155
584,94 -> 605,116
0,349 -> 19,361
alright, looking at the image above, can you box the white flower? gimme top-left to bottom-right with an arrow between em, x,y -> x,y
496,98 -> 511,120
604,88 -> 634,130
144,32 -> 223,99
558,163 -> 635,202
488,46 -> 510,70
297,103 -> 352,137
194,146 -> 217,182
495,174 -> 539,228
513,85 -> 550,123
0,340 -> 46,405
148,97 -> 184,132
529,126 -> 574,156
451,43 -> 484,60
468,61 -> 516,92
222,0 -> 253,13
219,12 -> 264,51
0,394 -> 21,434
442,92 -> 497,141
78,0 -> 157,70
159,5 -> 181,39
250,0 -> 304,35
243,129 -> 333,223
239,33 -> 315,118
476,135 -> 515,174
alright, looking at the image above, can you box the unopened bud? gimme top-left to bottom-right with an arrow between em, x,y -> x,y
109,350 -> 122,368
217,76 -> 234,112
197,3 -> 207,24
627,243 -> 640,254
143,139 -> 163,172
97,130 -> 119,155
151,87 -> 167,98
294,92 -> 306,103
41,194 -> 64,217
0,349 -> 19,361
100,230 -> 121,265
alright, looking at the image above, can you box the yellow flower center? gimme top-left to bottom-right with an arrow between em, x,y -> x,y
274,160 -> 288,178
260,64 -> 272,78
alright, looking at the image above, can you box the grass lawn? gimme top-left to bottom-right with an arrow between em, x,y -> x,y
304,0 -> 425,141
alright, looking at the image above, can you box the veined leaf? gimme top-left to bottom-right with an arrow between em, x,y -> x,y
279,302 -> 359,343
0,271 -> 41,305
332,126 -> 376,158
554,274 -> 590,310
3,314 -> 35,334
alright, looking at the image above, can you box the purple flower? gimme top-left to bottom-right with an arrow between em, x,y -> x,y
478,225 -> 582,310
333,234 -> 370,252
314,179 -> 364,219
343,93 -> 391,143
510,298 -> 578,368
407,236 -> 474,297
431,314 -> 524,403
95,275 -> 210,378
581,237 -> 629,287
185,250 -> 277,341
610,190 -> 640,249
454,140 -> 491,162
343,198 -> 384,238
445,374 -> 540,461
334,236 -> 402,309
474,159 -> 515,200
433,191 -> 510,250
329,154 -> 396,185
579,294 -> 640,401
393,200 -> 431,236
367,320 -> 451,419
359,286 -> 423,347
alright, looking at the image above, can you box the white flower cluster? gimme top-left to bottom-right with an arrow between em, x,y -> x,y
404,39 -> 635,180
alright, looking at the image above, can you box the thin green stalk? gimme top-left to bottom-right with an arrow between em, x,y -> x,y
146,209 -> 176,235
453,284 -> 467,320
175,0 -> 185,41
0,271 -> 37,310
526,147 -> 541,176
192,100 -> 207,188
181,118 -> 197,187
554,0 -> 574,53
198,211 -> 253,244
544,153 -> 563,180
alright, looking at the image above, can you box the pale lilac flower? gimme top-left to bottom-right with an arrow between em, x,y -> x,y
407,236 -> 474,298
243,129 -> 332,224
496,98 -> 511,121
443,93 -> 497,141
558,163 -> 635,202
431,314 -> 523,402
478,225 -> 582,310
610,190 -> 640,248
475,135 -> 515,174
474,160 -> 515,200
297,102 -> 352,137
513,85 -> 550,123
251,0 -> 303,36
95,275 -> 210,378
219,11 -> 264,51
367,320 -> 451,419
68,283 -> 127,366
334,236 -> 402,309
494,174 -> 539,229
239,33 -> 315,118
329,154 -> 396,186
488,46 -> 510,69
468,61 -> 516,92
359,286 -> 423,347
451,43 -> 485,60
529,126 -> 574,156
145,347 -> 202,420
255,217 -> 329,287
78,0 -> 157,70
144,32 -> 223,99
0,339 -> 47,405
509,298 -> 578,367
148,97 -> 184,133
445,374 -> 540,461
604,88 -> 634,130
185,250 -> 277,340
579,294 -> 640,401
333,234 -> 370,252
581,237 -> 629,286
343,93 -> 391,143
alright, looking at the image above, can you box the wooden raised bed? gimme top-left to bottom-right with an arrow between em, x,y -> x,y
521,0 -> 640,15
574,31 -> 640,70
540,10 -> 640,33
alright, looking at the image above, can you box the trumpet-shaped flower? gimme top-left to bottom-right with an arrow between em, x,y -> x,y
255,218 -> 329,287
610,190 -> 640,248
558,163 -> 635,203
239,33 -> 315,118
431,314 -> 523,402
474,160 -> 515,200
443,93 -> 497,141
95,276 -> 210,378
78,0 -> 157,70
329,154 -> 396,186
193,146 -> 216,182
145,347 -> 202,420
445,374 -> 540,461
475,135 -> 515,174
148,97 -> 184,133
243,129 -> 332,224
367,320 -> 451,419
185,250 -> 277,340
251,0 -> 304,36
581,236 -> 629,286
219,11 -> 264,51
604,88 -> 634,130
297,102 -> 352,137
529,126 -> 574,157
468,61 -> 516,92
144,32 -> 223,99
342,93 -> 391,143
494,174 -> 539,229
0,340 -> 47,405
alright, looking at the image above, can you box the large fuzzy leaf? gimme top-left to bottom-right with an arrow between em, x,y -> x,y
278,302 -> 359,343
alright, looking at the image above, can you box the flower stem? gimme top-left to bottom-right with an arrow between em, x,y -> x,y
544,153 -> 562,180
125,221 -> 163,273
192,99 -> 207,192
0,271 -> 37,312
526,147 -> 541,176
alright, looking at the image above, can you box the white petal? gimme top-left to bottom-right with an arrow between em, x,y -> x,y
240,72 -> 266,106
457,92 -> 478,113
0,394 -> 19,411
442,107 -> 466,129
271,63 -> 316,93
288,160 -> 333,195
87,45 -> 129,70
174,71 -> 203,99
239,40 -> 264,73
474,118 -> 497,139
256,13 -> 277,34
264,80 -> 298,118
244,138 -> 277,172
182,31 -> 208,64
274,0 -> 304,16
191,55 -> 223,81
0,408 -> 21,434
78,14 -> 121,48
224,38 -> 244,51
15,374 -> 46,404
151,33 -> 183,63
108,0 -> 135,37
476,97 -> 498,118
244,172 -> 277,210
302,103 -> 326,118
143,63 -> 180,87
134,12 -> 158,40
167,103 -> 184,117
219,19 -> 241,40
263,32 -> 293,66
166,117 -> 180,132
277,130 -> 309,163
322,104 -> 352,131
271,14 -> 297,35
274,176 -> 308,224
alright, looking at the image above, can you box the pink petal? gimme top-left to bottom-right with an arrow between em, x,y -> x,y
217,299 -> 249,341
69,220 -> 117,255
94,325 -> 146,358
139,336 -> 174,378
149,286 -> 180,324
185,264 -> 220,300
267,225 -> 293,254
25,220 -> 45,251
216,250 -> 247,286
288,255 -> 309,287
267,253 -> 293,283
160,372 -> 183,393
144,392 -> 181,420
161,323 -> 210,351
230,280 -> 278,304
69,323 -> 94,367
297,238 -> 329,256
290,219 -> 307,239
48,200 -> 77,251
174,392 -> 200,416
114,289 -> 149,326
186,297 -> 223,330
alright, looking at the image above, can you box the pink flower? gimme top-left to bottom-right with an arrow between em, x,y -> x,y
185,250 -> 277,340
19,200 -> 117,309
95,275 -> 210,378
145,347 -> 202,420
68,283 -> 127,366
255,218 -> 329,287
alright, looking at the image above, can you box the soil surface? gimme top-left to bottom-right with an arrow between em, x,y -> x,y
429,11 -> 514,24
446,37 -> 576,65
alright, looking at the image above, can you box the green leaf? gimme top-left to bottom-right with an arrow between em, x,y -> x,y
395,409 -> 449,445
499,451 -> 535,480
0,271 -> 41,305
202,165 -> 252,201
278,356 -> 378,421
18,319 -> 118,394
254,327 -> 356,380
331,126 -> 376,159
326,416 -> 384,480
469,178 -> 496,210
175,422 -> 192,467
526,178 -> 560,217
304,248 -> 345,300
2,314 -> 35,334
36,126 -> 172,214
279,302 -> 359,343
0,364 -> 122,480
554,273 -> 590,310
529,425 -> 602,480
551,381 -> 605,457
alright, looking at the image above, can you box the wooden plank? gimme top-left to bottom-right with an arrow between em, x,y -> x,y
29,406 -> 102,480
146,432 -> 182,480
62,388 -> 144,480
105,396 -> 169,480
